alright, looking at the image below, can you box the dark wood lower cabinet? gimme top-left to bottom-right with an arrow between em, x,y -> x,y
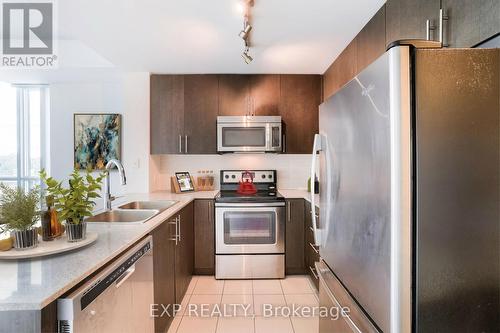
152,214 -> 177,333
194,199 -> 215,275
175,203 -> 194,304
152,203 -> 194,332
41,301 -> 58,333
285,199 -> 306,274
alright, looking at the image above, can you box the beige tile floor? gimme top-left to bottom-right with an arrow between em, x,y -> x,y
167,275 -> 319,333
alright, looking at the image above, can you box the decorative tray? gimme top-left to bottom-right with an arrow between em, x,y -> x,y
0,232 -> 98,260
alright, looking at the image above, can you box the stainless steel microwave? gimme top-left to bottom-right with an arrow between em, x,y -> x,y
217,116 -> 282,153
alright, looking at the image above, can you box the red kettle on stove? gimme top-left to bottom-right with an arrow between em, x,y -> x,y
237,171 -> 257,195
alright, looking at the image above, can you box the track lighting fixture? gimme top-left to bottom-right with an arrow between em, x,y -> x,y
242,47 -> 253,64
238,0 -> 254,64
239,22 -> 252,40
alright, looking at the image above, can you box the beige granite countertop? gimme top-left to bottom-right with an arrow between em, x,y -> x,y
0,191 -> 216,311
278,189 -> 319,207
0,189 -> 317,311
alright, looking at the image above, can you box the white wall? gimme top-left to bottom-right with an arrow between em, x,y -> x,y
151,154 -> 313,191
48,72 -> 150,211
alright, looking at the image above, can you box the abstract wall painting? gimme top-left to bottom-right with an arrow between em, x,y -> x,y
74,114 -> 121,170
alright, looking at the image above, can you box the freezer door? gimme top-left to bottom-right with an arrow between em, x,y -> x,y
318,46 -> 412,333
316,261 -> 380,333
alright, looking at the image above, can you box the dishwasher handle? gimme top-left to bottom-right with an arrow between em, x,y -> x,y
115,265 -> 136,288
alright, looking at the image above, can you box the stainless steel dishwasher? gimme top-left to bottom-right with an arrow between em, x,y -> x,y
57,236 -> 154,333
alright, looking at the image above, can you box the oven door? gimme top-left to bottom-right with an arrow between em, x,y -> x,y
215,203 -> 285,254
217,122 -> 282,153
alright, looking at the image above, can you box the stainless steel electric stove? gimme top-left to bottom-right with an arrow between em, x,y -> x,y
214,170 -> 285,279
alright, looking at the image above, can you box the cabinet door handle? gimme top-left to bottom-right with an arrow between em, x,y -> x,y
168,221 -> 178,245
287,201 -> 291,222
439,8 -> 449,47
425,19 -> 435,41
185,135 -> 188,154
309,210 -> 319,219
309,266 -> 319,280
177,215 -> 181,242
179,135 -> 182,154
309,242 -> 319,254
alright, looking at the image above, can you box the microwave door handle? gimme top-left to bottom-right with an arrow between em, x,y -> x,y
283,133 -> 286,153
310,134 -> 322,246
266,124 -> 271,150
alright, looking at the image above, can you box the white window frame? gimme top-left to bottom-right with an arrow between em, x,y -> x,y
0,85 -> 48,189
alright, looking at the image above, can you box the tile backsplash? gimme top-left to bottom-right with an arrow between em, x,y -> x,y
150,154 -> 313,191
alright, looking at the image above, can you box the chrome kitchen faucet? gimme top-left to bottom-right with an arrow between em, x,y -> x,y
103,159 -> 127,211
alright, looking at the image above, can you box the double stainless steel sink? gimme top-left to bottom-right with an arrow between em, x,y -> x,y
86,200 -> 178,224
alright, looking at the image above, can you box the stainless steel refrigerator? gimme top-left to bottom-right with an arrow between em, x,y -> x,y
310,44 -> 499,333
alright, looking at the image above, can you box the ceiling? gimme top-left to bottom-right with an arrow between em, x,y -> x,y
55,0 -> 385,74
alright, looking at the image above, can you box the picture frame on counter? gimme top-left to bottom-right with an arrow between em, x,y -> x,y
172,172 -> 195,193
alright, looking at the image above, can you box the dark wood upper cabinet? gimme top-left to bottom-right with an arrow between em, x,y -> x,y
150,75 -> 184,154
152,217 -> 176,333
442,0 -> 480,47
280,75 -> 321,153
323,40 -> 357,100
356,5 -> 386,73
218,75 -> 250,116
151,74 -> 321,154
184,75 -> 218,154
194,199 -> 215,275
441,0 -> 500,47
151,75 -> 218,154
285,199 -> 306,274
249,74 -> 281,116
175,202 -> 194,304
218,74 -> 281,116
385,0 -> 440,44
478,0 -> 500,42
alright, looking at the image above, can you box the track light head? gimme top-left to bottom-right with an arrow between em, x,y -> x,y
242,50 -> 253,64
238,24 -> 252,39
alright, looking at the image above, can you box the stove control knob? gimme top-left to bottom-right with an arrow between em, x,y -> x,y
231,175 -> 236,179
224,175 -> 229,179
261,174 -> 266,179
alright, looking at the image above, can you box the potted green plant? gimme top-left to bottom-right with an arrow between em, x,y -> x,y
40,169 -> 106,242
0,184 -> 41,250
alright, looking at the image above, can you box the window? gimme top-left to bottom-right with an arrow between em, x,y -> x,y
0,83 -> 47,189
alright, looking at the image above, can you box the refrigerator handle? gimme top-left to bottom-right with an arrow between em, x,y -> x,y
310,133 -> 322,246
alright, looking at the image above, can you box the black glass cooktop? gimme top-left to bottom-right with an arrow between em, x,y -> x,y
215,190 -> 285,203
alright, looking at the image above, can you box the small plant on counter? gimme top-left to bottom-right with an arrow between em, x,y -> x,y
0,183 -> 41,249
40,169 -> 106,242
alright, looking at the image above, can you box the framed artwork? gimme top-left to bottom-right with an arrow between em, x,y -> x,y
175,172 -> 195,192
74,114 -> 121,170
